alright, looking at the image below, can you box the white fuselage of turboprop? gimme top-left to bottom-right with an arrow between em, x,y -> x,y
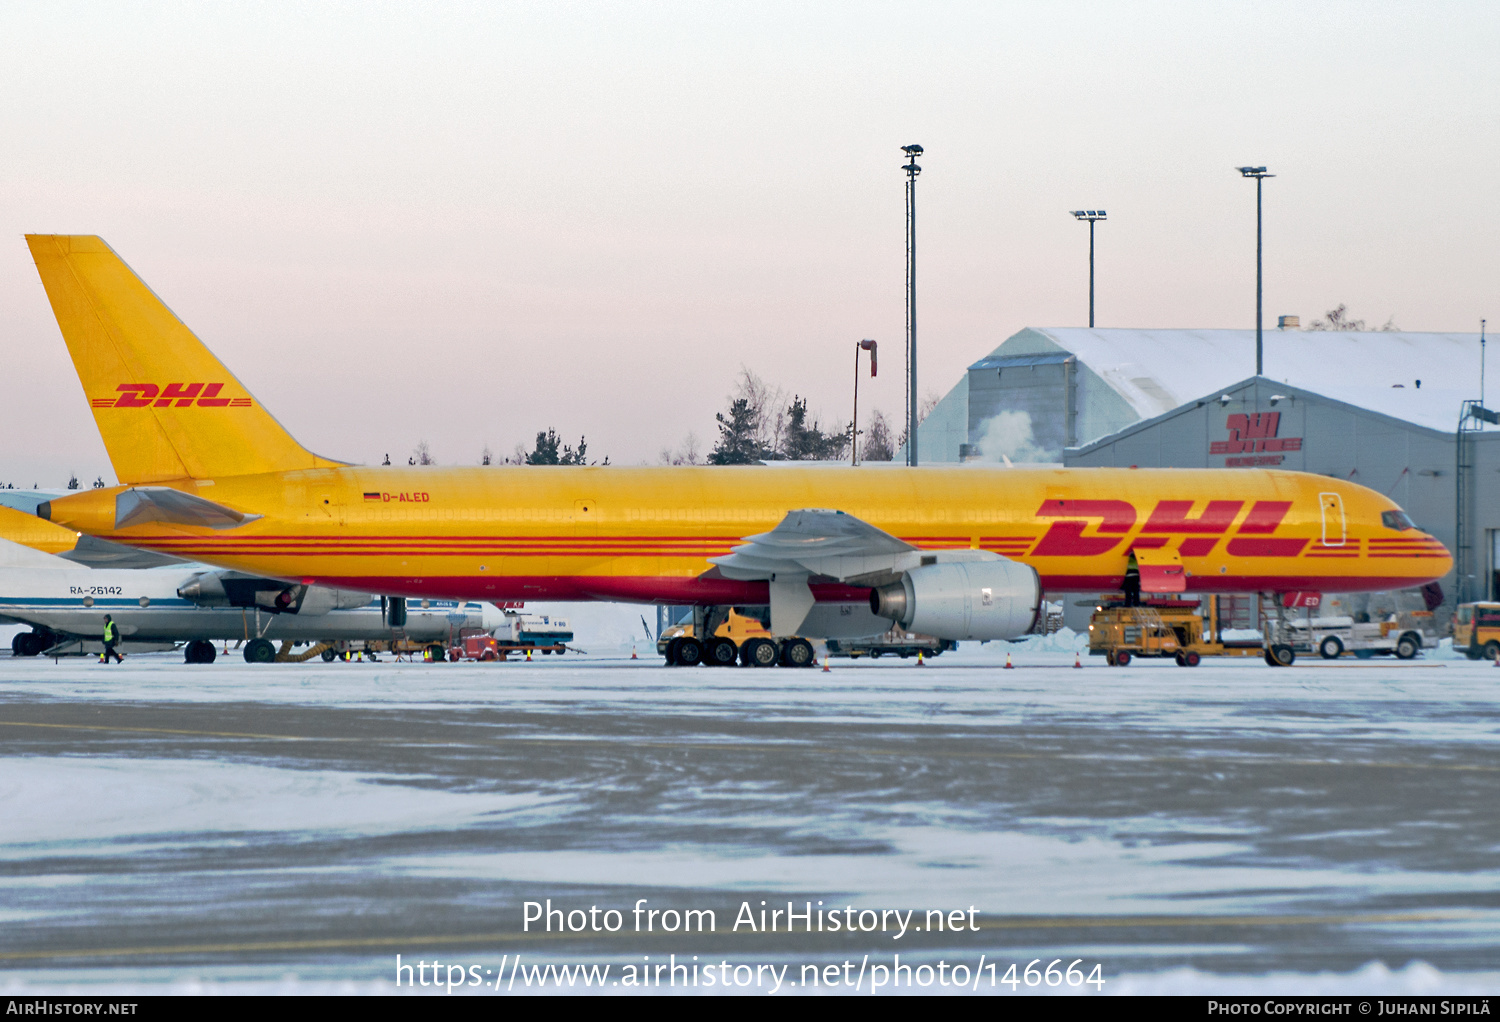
0,539 -> 485,647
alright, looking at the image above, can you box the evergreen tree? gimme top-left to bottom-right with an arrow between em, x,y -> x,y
779,395 -> 846,460
525,429 -> 594,465
709,398 -> 764,464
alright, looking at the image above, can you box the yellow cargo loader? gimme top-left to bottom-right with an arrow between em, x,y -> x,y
1088,596 -> 1275,667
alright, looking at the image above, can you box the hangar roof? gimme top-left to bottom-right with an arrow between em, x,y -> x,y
984,327 -> 1485,431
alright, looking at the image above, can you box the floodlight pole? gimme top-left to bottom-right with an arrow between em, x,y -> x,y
852,339 -> 877,465
903,144 -> 922,466
1237,166 -> 1274,376
1070,211 -> 1107,327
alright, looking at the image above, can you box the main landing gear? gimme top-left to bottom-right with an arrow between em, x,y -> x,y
662,607 -> 818,668
663,634 -> 816,668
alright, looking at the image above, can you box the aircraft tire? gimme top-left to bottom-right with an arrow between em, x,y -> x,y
674,637 -> 703,667
742,637 -> 779,668
13,632 -> 42,657
184,640 -> 216,664
781,638 -> 815,667
705,637 -> 739,667
243,638 -> 276,664
1319,636 -> 1344,660
664,637 -> 682,666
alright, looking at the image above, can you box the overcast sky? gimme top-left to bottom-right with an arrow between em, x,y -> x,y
2,1 -> 1496,484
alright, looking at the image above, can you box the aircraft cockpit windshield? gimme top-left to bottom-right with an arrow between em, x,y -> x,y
1382,510 -> 1418,531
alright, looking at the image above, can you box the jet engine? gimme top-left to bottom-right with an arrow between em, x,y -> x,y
177,571 -> 370,615
869,559 -> 1040,641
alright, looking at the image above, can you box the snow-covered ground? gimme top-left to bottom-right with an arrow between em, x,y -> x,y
1,644 -> 1497,994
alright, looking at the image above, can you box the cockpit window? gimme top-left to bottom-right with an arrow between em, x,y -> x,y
1382,510 -> 1417,531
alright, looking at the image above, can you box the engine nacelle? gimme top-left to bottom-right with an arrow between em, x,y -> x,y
869,559 -> 1040,641
296,586 -> 375,616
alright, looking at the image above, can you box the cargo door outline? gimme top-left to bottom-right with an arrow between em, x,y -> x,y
1319,492 -> 1345,547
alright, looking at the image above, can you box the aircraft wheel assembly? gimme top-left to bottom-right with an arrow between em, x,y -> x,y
13,631 -> 45,657
243,638 -> 276,664
673,637 -> 704,667
184,640 -> 217,664
704,637 -> 739,667
741,637 -> 779,668
1319,636 -> 1344,660
781,638 -> 815,667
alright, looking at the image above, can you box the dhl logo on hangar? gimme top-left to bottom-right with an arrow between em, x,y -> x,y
90,383 -> 252,408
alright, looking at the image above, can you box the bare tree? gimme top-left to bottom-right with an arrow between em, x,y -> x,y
732,367 -> 788,456
480,445 -> 493,466
1308,304 -> 1397,332
861,410 -> 895,462
659,431 -> 703,465
411,440 -> 435,466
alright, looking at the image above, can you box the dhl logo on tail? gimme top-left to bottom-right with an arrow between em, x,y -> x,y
91,383 -> 252,409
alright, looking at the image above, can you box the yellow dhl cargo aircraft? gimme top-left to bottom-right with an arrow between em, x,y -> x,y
23,235 -> 1452,657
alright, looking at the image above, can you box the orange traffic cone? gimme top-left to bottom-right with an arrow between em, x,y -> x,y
631,645 -> 638,660
916,650 -> 925,667
1073,652 -> 1082,669
1004,652 -> 1014,669
525,647 -> 533,662
822,656 -> 831,673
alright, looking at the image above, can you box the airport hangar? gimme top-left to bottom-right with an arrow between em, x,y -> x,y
910,326 -> 1498,626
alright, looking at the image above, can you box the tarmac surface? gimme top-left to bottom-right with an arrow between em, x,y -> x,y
2,642 -> 1498,993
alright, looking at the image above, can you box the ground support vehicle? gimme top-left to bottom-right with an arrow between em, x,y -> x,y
445,631 -> 569,662
1453,602 -> 1500,660
657,607 -> 818,668
1088,596 -> 1271,667
1284,617 -> 1422,660
1285,590 -> 1437,660
825,625 -> 955,659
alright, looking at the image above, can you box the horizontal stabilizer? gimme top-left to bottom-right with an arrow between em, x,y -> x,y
60,534 -> 187,569
114,487 -> 260,531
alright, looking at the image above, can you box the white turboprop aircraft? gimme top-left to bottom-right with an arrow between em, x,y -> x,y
0,537 -> 497,662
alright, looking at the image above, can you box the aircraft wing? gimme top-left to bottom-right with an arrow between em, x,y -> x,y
710,509 -> 917,583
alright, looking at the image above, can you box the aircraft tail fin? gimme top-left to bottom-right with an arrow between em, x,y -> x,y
25,235 -> 342,483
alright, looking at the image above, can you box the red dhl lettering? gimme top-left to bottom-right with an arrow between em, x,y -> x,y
92,383 -> 245,409
1032,499 -> 1135,556
1032,498 -> 1309,559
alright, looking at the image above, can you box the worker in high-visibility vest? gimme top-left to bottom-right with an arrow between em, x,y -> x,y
100,614 -> 124,664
